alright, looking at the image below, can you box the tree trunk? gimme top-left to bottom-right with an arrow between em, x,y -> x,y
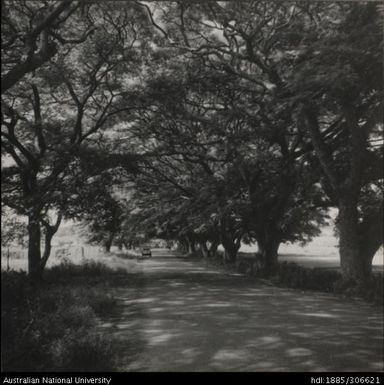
199,241 -> 209,258
177,239 -> 188,254
28,210 -> 42,280
219,216 -> 240,262
187,238 -> 196,254
7,248 -> 10,271
257,236 -> 280,274
223,247 -> 238,262
359,202 -> 383,272
338,198 -> 371,282
40,213 -> 62,273
302,102 -> 381,282
208,241 -> 218,257
105,232 -> 114,252
40,229 -> 54,272
222,239 -> 240,262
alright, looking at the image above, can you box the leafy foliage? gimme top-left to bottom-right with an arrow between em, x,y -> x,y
1,1 -> 382,281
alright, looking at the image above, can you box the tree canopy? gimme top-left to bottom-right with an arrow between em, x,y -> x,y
1,1 -> 382,282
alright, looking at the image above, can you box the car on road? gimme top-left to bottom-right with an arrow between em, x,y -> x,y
141,246 -> 152,258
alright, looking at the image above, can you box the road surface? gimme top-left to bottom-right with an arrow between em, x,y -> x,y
100,249 -> 384,372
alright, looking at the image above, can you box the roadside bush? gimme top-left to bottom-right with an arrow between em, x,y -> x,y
235,255 -> 265,277
272,262 -> 341,292
1,262 -> 123,371
273,262 -> 383,305
48,259 -> 125,281
48,329 -> 114,371
333,273 -> 383,306
201,253 -> 383,305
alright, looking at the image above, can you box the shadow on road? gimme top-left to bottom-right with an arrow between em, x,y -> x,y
101,251 -> 383,372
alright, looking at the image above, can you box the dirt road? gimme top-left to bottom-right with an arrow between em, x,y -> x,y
100,249 -> 383,372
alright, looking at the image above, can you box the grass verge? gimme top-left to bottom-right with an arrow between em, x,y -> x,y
195,251 -> 383,306
1,260 -> 133,372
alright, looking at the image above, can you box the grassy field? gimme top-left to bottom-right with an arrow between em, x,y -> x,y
1,221 -> 139,272
222,225 -> 383,269
240,226 -> 383,270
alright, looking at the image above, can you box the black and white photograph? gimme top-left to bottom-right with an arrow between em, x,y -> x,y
1,0 -> 383,376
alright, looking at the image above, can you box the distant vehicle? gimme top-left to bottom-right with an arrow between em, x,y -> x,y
141,246 -> 152,258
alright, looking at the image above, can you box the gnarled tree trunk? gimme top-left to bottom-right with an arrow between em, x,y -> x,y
338,199 -> 383,282
301,103 -> 382,283
338,198 -> 367,281
257,237 -> 280,274
359,202 -> 383,272
40,213 -> 62,273
257,229 -> 281,274
28,210 -> 42,280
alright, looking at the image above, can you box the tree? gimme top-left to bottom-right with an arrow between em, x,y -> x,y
116,54 -> 328,268
284,3 -> 383,281
1,2 -> 152,279
64,168 -> 130,252
148,1 -> 382,277
1,206 -> 28,270
1,207 -> 27,248
3,1 -> 381,284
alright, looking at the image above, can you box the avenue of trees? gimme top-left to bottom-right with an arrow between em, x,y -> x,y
1,1 -> 383,283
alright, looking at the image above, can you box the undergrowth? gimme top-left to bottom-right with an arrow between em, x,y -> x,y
1,260 -> 134,371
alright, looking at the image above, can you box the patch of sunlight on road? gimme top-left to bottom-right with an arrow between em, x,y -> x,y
148,307 -> 166,313
100,322 -> 114,328
101,249 -> 383,372
146,332 -> 176,345
289,332 -> 313,338
203,303 -> 232,308
258,336 -> 282,344
239,292 -> 272,297
168,282 -> 186,287
299,312 -> 340,319
298,361 -> 327,371
116,321 -> 142,329
286,348 -> 313,357
181,348 -> 200,359
246,336 -> 284,349
124,298 -> 156,304
161,300 -> 186,306
370,362 -> 384,370
212,348 -> 251,364
247,361 -> 277,370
